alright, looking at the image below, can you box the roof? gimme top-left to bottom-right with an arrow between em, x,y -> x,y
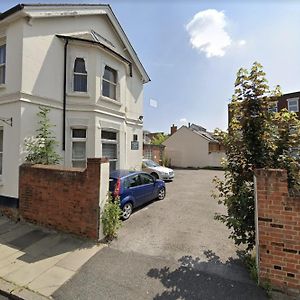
0,3 -> 150,83
164,123 -> 219,144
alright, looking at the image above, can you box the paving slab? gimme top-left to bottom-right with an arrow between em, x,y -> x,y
4,247 -> 73,286
56,243 -> 101,271
28,266 -> 74,296
0,216 -> 105,298
9,229 -> 48,249
0,223 -> 33,244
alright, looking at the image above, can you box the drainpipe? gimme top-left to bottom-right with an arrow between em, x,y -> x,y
62,38 -> 68,151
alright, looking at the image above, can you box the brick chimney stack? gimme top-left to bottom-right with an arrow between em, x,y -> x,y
171,124 -> 177,135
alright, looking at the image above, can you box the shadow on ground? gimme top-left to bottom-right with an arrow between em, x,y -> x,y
147,250 -> 268,300
0,217 -> 95,264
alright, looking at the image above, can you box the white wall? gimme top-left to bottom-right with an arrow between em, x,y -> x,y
163,126 -> 224,168
0,102 -> 21,197
0,10 -> 145,198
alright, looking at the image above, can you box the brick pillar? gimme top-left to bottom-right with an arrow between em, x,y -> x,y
255,169 -> 300,296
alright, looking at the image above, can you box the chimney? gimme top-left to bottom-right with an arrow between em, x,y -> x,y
170,124 -> 177,135
188,122 -> 191,128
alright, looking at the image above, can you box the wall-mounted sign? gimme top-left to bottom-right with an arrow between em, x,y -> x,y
131,141 -> 139,150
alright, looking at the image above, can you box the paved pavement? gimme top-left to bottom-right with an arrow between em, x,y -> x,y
0,216 -> 104,299
54,169 -> 268,300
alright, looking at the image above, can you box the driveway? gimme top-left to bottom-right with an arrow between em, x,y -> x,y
54,170 -> 267,300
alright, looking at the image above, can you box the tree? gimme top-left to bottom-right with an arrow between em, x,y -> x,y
213,62 -> 300,251
25,106 -> 61,164
151,133 -> 168,145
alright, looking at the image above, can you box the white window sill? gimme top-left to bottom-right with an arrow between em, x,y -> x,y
0,178 -> 3,186
0,84 -> 6,89
100,96 -> 121,106
67,92 -> 90,98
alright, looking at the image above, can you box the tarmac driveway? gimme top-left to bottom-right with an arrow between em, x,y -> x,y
54,170 -> 267,300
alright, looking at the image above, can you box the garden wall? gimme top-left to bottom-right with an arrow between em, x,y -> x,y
19,158 -> 109,240
255,169 -> 300,296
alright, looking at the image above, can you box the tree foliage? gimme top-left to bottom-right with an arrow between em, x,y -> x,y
25,106 -> 61,164
213,62 -> 300,251
151,133 -> 168,145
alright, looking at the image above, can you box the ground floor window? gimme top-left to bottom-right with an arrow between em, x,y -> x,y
0,127 -> 3,176
72,128 -> 87,168
144,148 -> 152,160
101,130 -> 118,172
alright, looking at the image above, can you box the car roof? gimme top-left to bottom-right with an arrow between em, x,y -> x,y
110,170 -> 145,179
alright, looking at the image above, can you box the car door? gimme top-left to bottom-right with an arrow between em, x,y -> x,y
127,174 -> 145,207
138,173 -> 156,203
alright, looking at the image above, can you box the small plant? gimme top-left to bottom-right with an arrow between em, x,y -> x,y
25,106 -> 61,164
102,193 -> 122,241
242,252 -> 272,297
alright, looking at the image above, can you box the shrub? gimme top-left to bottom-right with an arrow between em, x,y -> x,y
25,106 -> 61,164
102,193 -> 122,241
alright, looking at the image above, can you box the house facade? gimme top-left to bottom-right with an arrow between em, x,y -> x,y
163,124 -> 225,168
271,91 -> 300,117
0,4 -> 150,201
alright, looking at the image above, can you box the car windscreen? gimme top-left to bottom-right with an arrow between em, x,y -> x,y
144,160 -> 159,167
109,178 -> 117,192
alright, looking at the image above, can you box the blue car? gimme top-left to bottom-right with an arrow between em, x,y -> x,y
109,170 -> 166,220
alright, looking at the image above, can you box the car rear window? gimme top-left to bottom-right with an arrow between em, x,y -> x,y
109,178 -> 117,192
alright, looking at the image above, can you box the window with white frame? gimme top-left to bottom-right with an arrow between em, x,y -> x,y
73,58 -> 87,92
0,44 -> 6,84
287,98 -> 299,113
101,130 -> 118,172
102,66 -> 117,100
0,127 -> 3,176
71,128 -> 87,168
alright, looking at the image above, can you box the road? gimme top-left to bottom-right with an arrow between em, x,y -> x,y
54,169 -> 267,300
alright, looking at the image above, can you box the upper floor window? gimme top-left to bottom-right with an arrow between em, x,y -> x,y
71,128 -> 87,168
0,128 -> 3,176
0,45 -> 6,84
287,98 -> 299,113
73,58 -> 87,92
102,66 -> 117,100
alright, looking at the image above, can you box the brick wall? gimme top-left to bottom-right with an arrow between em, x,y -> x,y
143,144 -> 165,164
19,158 -> 108,240
255,169 -> 300,295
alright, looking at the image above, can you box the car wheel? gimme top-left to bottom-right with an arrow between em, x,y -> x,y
151,172 -> 159,180
122,203 -> 133,220
157,187 -> 166,200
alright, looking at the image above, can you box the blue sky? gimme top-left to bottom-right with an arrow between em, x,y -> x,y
1,1 -> 300,133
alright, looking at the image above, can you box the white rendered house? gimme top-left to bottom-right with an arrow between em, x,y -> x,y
0,4 -> 150,203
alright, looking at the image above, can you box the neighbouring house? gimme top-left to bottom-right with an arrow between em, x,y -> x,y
143,130 -> 165,164
0,4 -> 150,205
270,91 -> 300,117
228,91 -> 300,124
163,123 -> 225,168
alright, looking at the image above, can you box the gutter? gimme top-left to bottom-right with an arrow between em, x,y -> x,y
62,38 -> 68,151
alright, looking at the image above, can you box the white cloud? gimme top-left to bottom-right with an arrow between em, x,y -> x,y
237,39 -> 246,46
186,9 -> 233,57
179,118 -> 188,124
149,99 -> 158,108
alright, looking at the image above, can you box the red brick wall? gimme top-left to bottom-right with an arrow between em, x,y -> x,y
19,158 -> 107,240
255,169 -> 300,295
143,144 -> 165,164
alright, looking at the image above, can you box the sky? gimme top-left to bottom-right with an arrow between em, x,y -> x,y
1,0 -> 300,134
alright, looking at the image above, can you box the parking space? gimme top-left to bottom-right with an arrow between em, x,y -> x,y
55,169 -> 267,300
110,169 -> 240,262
